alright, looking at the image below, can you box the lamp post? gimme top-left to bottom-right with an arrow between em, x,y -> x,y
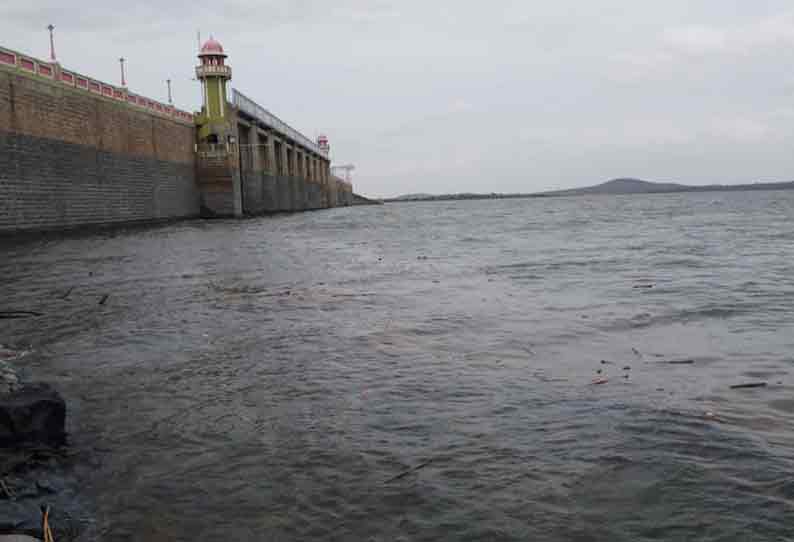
166,79 -> 172,104
119,57 -> 126,87
47,24 -> 56,62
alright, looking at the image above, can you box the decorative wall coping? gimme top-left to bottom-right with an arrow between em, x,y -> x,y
0,44 -> 195,125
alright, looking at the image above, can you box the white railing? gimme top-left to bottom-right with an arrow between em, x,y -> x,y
232,89 -> 322,156
196,65 -> 232,78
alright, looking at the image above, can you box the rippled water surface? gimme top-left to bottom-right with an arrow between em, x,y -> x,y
2,192 -> 794,541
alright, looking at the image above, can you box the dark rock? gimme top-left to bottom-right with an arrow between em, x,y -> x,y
0,384 -> 66,447
0,502 -> 44,539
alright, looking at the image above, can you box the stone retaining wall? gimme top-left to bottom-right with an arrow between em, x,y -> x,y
0,62 -> 199,232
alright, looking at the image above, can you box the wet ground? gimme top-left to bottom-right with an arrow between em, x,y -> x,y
1,191 -> 794,540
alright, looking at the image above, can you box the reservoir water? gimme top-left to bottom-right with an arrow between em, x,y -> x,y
2,191 -> 794,540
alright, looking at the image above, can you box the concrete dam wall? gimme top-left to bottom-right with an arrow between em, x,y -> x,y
0,42 -> 353,234
236,120 -> 354,214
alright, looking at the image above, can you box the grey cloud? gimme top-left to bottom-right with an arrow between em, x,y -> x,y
5,0 -> 794,197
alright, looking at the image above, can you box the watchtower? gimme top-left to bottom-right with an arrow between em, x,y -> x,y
317,134 -> 330,157
195,36 -> 232,143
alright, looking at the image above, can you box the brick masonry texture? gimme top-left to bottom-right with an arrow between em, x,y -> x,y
196,153 -> 236,217
0,130 -> 198,232
0,67 -> 199,232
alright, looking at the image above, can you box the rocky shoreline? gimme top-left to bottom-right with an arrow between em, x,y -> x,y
0,345 -> 85,540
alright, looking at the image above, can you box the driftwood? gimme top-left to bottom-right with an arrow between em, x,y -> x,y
0,311 -> 43,319
383,459 -> 435,484
41,505 -> 54,542
730,382 -> 767,390
0,478 -> 15,499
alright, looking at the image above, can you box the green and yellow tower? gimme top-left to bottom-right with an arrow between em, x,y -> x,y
195,36 -> 232,143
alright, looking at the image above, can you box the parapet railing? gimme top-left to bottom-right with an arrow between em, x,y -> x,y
0,44 -> 194,124
232,89 -> 323,157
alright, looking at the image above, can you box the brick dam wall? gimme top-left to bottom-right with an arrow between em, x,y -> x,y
0,61 -> 199,233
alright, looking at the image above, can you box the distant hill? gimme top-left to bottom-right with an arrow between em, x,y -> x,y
352,193 -> 383,205
543,177 -> 794,196
544,178 -> 687,196
383,178 -> 794,202
389,193 -> 436,201
382,192 -> 540,203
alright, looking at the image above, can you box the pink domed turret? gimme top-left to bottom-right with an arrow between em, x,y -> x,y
317,134 -> 330,156
199,37 -> 226,58
196,35 -> 231,76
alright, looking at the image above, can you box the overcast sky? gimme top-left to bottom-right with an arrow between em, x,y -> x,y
6,1 -> 794,197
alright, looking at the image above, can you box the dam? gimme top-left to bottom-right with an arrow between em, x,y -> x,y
0,36 -> 353,233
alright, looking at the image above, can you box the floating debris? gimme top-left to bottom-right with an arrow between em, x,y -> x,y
42,505 -> 55,542
0,311 -> 43,319
0,346 -> 29,362
703,411 -> 725,422
0,478 -> 15,499
663,359 -> 695,365
98,294 -> 109,306
591,378 -> 609,385
383,458 -> 434,484
633,284 -> 654,289
730,382 -> 767,390
0,360 -> 22,394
